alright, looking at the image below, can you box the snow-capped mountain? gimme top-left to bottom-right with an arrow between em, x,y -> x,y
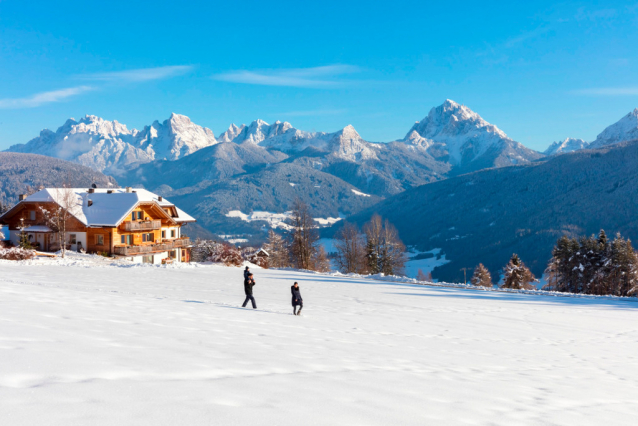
589,108 -> 638,149
137,113 -> 217,161
218,120 -> 293,144
405,100 -> 507,162
544,138 -> 589,155
219,120 -> 379,162
6,114 -> 218,175
403,100 -> 542,170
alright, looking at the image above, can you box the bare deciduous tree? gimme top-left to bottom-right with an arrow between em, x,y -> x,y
265,230 -> 290,268
335,222 -> 366,274
39,187 -> 80,258
289,199 -> 318,270
313,245 -> 331,272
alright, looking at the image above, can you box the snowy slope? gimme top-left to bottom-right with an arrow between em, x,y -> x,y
590,108 -> 638,148
544,137 -> 589,155
6,114 -> 218,174
2,257 -> 638,425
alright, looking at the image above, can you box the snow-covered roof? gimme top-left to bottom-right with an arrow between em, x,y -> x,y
17,188 -> 196,227
22,226 -> 53,233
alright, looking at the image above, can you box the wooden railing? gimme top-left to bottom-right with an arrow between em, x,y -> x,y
113,237 -> 191,256
122,220 -> 162,232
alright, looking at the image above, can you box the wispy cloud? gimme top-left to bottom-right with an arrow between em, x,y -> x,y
574,7 -> 617,22
212,65 -> 361,88
276,108 -> 348,117
573,87 -> 638,96
80,65 -> 193,82
0,86 -> 94,109
504,26 -> 552,48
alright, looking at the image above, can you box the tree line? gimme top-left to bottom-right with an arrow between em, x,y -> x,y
193,200 -> 408,276
466,229 -> 638,297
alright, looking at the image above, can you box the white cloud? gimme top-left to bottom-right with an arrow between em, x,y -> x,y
80,65 -> 193,82
573,87 -> 638,96
212,65 -> 360,88
0,86 -> 94,109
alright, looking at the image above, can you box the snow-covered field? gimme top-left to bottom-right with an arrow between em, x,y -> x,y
2,255 -> 638,425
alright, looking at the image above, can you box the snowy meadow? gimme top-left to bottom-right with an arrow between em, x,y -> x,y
2,255 -> 638,425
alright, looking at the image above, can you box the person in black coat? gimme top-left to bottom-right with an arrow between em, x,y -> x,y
291,281 -> 303,315
242,273 -> 257,309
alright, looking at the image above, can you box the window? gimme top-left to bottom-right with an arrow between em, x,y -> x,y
161,230 -> 166,239
96,234 -> 104,246
137,211 -> 143,220
69,234 -> 77,244
169,250 -> 177,259
121,235 -> 133,245
143,255 -> 153,264
171,230 -> 176,238
29,211 -> 36,221
142,233 -> 154,243
131,212 -> 136,221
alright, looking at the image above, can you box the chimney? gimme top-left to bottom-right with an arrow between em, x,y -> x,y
88,188 -> 95,194
126,187 -> 132,193
19,194 -> 26,201
158,196 -> 163,202
88,200 -> 93,207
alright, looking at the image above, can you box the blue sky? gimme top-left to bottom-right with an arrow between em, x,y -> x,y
1,0 -> 638,151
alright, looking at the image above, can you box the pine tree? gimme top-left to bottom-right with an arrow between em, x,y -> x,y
289,200 -> 318,270
501,254 -> 536,290
470,263 -> 492,287
363,214 -> 407,276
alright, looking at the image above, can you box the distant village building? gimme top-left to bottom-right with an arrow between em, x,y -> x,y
0,187 -> 196,264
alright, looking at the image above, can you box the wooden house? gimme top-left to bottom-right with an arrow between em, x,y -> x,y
0,187 -> 196,264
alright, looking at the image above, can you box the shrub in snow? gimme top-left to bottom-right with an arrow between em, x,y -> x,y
417,268 -> 433,282
0,247 -> 36,261
212,243 -> 243,266
501,254 -> 536,290
471,263 -> 492,287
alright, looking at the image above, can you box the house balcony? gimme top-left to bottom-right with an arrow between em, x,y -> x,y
113,237 -> 191,256
122,220 -> 162,232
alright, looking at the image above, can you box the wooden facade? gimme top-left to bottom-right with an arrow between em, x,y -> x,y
0,190 -> 194,263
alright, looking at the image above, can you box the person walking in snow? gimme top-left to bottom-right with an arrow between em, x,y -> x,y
244,266 -> 250,280
242,273 -> 257,309
291,281 -> 303,315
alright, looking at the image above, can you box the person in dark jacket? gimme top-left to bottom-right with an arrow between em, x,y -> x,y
244,266 -> 250,280
242,273 -> 257,309
291,281 -> 303,315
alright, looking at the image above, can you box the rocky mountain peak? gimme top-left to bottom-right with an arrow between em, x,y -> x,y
544,138 -> 589,156
404,100 -> 514,165
590,108 -> 638,149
